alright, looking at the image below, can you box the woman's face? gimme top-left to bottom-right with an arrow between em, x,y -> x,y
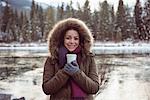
64,29 -> 80,52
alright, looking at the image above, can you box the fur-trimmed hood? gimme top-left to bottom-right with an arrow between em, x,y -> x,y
47,18 -> 94,58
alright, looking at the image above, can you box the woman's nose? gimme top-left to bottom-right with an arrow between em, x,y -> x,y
70,39 -> 74,43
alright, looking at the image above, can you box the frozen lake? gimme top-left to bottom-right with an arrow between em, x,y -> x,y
0,53 -> 150,100
0,42 -> 150,100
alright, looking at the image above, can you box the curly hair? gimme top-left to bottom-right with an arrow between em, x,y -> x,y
48,18 -> 94,59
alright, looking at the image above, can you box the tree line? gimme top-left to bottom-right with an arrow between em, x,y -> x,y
0,0 -> 150,43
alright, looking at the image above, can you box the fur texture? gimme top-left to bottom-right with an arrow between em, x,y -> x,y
47,18 -> 94,59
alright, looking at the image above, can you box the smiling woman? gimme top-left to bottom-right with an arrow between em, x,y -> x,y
42,18 -> 100,100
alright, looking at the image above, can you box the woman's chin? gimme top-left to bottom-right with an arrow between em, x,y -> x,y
68,49 -> 75,52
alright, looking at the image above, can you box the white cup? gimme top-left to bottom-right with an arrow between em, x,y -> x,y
66,54 -> 77,63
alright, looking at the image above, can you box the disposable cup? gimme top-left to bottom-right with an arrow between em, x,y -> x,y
66,54 -> 77,63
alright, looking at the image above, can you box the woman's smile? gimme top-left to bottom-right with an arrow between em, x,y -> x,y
67,45 -> 76,50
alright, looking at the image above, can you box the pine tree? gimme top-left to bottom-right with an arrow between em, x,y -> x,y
124,5 -> 136,41
9,9 -> 17,41
75,2 -> 82,18
82,0 -> 91,26
57,2 -> 64,21
22,12 -> 30,42
1,2 -> 11,33
30,0 -> 39,41
134,0 -> 145,41
30,0 -> 36,41
110,6 -> 116,41
38,6 -> 45,41
44,6 -> 55,40
99,0 -> 111,41
116,0 -> 127,41
65,1 -> 74,18
91,10 -> 99,40
144,0 -> 150,41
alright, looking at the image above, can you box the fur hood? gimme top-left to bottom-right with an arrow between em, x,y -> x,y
47,18 -> 94,59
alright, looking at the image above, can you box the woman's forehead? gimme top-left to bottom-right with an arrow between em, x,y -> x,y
65,30 -> 79,36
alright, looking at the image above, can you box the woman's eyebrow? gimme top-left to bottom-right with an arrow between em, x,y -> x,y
74,36 -> 79,38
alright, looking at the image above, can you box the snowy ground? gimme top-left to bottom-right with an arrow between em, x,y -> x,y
95,55 -> 150,100
0,41 -> 150,55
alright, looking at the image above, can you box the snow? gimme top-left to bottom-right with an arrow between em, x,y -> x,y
0,41 -> 150,54
1,1 -> 7,7
92,41 -> 150,54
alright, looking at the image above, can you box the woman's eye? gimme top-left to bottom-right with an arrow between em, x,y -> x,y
74,37 -> 79,40
65,37 -> 70,39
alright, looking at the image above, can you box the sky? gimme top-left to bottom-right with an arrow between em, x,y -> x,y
33,0 -> 146,12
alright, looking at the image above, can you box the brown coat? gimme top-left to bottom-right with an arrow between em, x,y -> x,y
42,18 -> 99,100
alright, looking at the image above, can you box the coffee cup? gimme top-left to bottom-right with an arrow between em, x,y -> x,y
66,54 -> 77,63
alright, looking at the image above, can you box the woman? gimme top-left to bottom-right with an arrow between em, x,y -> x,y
42,18 -> 99,100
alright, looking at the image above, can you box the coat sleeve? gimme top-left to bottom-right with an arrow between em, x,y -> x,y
42,57 -> 69,95
72,55 -> 100,94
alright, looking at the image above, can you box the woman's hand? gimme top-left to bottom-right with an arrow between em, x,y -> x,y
63,60 -> 79,76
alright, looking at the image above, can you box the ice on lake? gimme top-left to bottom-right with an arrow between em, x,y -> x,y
0,42 -> 150,100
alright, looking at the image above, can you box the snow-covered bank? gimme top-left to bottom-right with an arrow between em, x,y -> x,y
0,41 -> 150,47
92,41 -> 150,54
93,41 -> 150,47
0,42 -> 47,47
0,41 -> 150,54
